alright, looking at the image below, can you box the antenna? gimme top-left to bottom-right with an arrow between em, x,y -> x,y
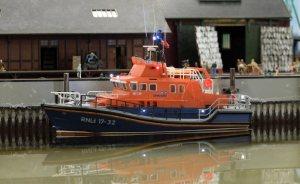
142,0 -> 148,38
152,2 -> 157,45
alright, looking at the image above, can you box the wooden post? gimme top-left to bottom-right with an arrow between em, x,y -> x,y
230,68 -> 236,93
63,73 -> 69,92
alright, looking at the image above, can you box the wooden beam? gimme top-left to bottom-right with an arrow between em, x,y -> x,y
19,39 -> 21,70
31,39 -> 33,70
64,39 -> 67,69
6,37 -> 9,70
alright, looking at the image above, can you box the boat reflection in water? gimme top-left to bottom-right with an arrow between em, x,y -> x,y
0,136 -> 299,184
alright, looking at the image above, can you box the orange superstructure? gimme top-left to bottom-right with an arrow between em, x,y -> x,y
96,56 -> 229,109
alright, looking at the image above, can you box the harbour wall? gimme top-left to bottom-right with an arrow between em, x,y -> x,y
0,101 -> 299,149
0,76 -> 299,106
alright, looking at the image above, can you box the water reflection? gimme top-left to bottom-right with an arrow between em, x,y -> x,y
0,137 -> 299,184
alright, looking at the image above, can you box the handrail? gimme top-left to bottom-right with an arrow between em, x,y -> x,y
86,91 -> 112,96
167,67 -> 204,81
51,91 -> 81,105
166,67 -> 215,93
198,94 -> 252,119
52,91 -> 251,121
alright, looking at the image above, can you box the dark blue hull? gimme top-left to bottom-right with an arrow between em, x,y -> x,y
43,104 -> 251,137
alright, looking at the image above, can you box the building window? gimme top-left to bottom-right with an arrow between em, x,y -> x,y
40,40 -> 48,47
222,34 -> 231,49
179,85 -> 185,93
170,84 -> 176,93
91,9 -> 118,18
108,40 -> 116,46
149,84 -> 157,91
130,83 -> 137,91
140,83 -> 147,91
49,40 -> 58,46
40,40 -> 58,47
133,39 -> 143,46
118,40 -> 126,46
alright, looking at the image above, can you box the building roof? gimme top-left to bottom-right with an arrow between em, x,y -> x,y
0,0 -> 290,34
0,0 -> 168,34
161,0 -> 290,19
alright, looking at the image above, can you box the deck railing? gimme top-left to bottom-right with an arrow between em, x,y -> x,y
198,94 -> 251,119
51,92 -> 81,105
52,91 -> 251,120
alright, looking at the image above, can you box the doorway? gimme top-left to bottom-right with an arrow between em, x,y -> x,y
177,24 -> 199,67
41,47 -> 58,70
116,46 -> 127,69
216,26 -> 245,72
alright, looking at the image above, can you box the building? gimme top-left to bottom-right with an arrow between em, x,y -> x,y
163,0 -> 291,71
0,0 -> 290,72
0,0 -> 167,71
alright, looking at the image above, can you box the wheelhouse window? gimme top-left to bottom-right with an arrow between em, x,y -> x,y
140,83 -> 147,91
113,82 -> 127,90
130,82 -> 137,91
149,84 -> 157,91
170,84 -> 176,93
122,83 -> 127,90
179,85 -> 185,93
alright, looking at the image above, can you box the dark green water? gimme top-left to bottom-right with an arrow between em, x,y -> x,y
0,137 -> 299,184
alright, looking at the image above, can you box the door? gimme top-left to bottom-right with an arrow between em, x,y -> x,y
116,46 -> 127,69
41,47 -> 58,70
107,46 -> 116,69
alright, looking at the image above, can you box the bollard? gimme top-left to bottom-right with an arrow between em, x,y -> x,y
229,68 -> 236,92
63,73 -> 69,92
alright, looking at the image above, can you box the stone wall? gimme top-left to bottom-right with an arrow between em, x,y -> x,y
0,77 -> 299,106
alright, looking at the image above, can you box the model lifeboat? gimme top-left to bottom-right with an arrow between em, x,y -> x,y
43,55 -> 252,138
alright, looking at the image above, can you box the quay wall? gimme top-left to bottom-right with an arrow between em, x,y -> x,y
0,101 -> 299,149
0,76 -> 299,106
218,76 -> 300,100
0,79 -> 112,106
